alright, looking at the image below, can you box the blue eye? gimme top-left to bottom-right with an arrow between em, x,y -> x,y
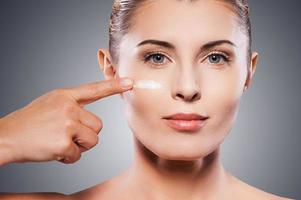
207,53 -> 229,64
144,53 -> 167,64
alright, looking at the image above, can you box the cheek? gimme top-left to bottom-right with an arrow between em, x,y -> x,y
202,68 -> 245,132
122,88 -> 172,155
124,90 -> 158,119
122,88 -> 168,133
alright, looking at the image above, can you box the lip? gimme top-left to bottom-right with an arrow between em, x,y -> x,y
162,113 -> 209,132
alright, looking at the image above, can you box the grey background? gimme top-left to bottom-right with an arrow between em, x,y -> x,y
0,0 -> 300,199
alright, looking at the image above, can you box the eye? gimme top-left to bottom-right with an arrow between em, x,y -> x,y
205,52 -> 230,65
143,52 -> 169,66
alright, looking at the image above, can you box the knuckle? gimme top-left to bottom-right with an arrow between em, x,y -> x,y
67,153 -> 81,164
74,153 -> 82,162
91,135 -> 99,147
63,119 -> 76,133
94,118 -> 103,133
51,88 -> 66,97
57,139 -> 72,153
83,135 -> 99,150
62,104 -> 76,117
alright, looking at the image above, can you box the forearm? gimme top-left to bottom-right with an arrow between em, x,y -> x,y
0,193 -> 69,200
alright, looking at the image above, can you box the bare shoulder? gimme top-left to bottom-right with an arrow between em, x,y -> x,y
0,192 -> 72,200
246,187 -> 294,200
69,179 -> 123,200
69,181 -> 112,200
227,173 -> 294,200
0,171 -> 130,200
69,170 -> 130,200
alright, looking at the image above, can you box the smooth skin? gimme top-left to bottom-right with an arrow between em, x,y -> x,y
0,0 -> 294,199
74,1 -> 290,199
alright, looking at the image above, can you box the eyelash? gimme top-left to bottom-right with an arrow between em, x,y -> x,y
143,51 -> 169,66
204,51 -> 230,64
142,51 -> 231,66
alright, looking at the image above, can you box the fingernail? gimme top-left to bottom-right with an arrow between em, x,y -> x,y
120,78 -> 133,88
57,156 -> 64,161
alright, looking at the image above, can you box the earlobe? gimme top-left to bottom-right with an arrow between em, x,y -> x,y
97,48 -> 117,80
244,51 -> 259,91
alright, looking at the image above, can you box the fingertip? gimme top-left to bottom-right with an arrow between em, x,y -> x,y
119,78 -> 134,89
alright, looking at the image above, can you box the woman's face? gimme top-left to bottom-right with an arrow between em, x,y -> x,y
115,0 -> 255,160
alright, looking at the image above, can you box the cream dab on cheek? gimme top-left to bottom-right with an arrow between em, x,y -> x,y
133,80 -> 164,90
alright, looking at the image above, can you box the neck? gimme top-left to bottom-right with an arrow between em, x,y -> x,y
124,137 -> 230,199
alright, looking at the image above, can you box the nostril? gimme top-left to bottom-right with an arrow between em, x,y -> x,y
192,92 -> 201,101
186,93 -> 200,102
176,93 -> 185,100
175,91 -> 200,102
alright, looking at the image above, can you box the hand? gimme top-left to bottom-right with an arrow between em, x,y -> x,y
0,78 -> 133,165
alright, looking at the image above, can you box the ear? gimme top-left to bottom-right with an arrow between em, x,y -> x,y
98,48 -> 117,80
244,52 -> 259,91
98,48 -> 126,100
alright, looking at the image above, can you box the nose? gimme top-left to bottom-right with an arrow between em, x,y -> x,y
171,70 -> 201,102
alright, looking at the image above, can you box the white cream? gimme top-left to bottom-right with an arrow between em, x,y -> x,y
133,80 -> 163,90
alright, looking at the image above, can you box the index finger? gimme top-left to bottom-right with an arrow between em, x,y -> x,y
67,78 -> 133,105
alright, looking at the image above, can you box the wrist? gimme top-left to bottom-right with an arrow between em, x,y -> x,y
0,118 -> 15,166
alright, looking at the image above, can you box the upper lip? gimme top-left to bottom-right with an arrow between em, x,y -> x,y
162,113 -> 209,120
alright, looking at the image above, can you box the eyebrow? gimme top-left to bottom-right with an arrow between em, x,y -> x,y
136,39 -> 236,52
137,40 -> 176,49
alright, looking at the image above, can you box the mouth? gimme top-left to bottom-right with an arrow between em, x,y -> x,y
162,113 -> 209,132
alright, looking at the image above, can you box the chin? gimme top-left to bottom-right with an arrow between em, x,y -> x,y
157,154 -> 205,161
146,140 -> 217,161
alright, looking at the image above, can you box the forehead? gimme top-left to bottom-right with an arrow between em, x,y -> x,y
121,0 -> 246,50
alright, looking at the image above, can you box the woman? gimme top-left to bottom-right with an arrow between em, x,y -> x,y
0,0 -> 293,199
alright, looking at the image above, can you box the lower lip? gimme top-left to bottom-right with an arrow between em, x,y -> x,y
163,118 -> 207,132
